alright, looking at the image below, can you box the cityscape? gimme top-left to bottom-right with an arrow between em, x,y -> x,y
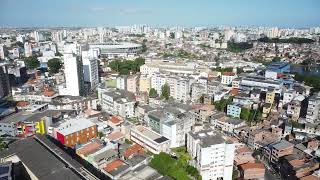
1,0 -> 320,180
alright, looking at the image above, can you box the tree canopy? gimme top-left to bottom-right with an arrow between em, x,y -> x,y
24,56 -> 40,69
108,57 -> 145,75
47,58 -> 62,74
161,84 -> 170,100
258,37 -> 315,44
149,88 -> 158,98
227,41 -> 253,53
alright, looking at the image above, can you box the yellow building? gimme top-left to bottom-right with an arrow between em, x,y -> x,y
35,119 -> 46,134
265,89 -> 275,104
139,75 -> 151,93
262,103 -> 272,118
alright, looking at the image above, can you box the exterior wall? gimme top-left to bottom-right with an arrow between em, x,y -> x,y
221,75 -> 235,85
241,168 -> 265,179
227,104 -> 241,118
0,123 -> 16,136
58,125 -> 97,147
139,76 -> 151,92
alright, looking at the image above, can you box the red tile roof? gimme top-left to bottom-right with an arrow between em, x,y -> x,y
77,142 -> 102,156
223,72 -> 235,76
104,159 -> 124,172
110,116 -> 121,124
106,131 -> 124,141
124,144 -> 144,158
43,90 -> 56,97
240,163 -> 265,170
16,101 -> 29,107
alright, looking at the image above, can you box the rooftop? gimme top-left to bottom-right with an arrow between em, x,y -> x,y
189,129 -> 227,148
57,118 -> 96,136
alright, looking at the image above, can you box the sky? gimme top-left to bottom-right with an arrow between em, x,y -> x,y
0,0 -> 320,28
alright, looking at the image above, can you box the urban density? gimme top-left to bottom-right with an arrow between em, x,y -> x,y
1,1 -> 320,180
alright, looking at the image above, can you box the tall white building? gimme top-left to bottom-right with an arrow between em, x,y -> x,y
187,130 -> 235,180
34,31 -> 40,42
64,53 -> 84,96
24,42 -> 32,57
151,73 -> 166,95
0,44 -> 5,59
306,94 -> 320,123
82,49 -> 99,90
167,77 -> 190,102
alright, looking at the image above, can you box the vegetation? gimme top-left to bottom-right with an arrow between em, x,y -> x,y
24,56 -> 40,69
97,132 -> 105,138
211,67 -> 233,73
227,41 -> 253,53
47,58 -> 62,74
125,139 -> 133,145
55,51 -> 63,56
240,107 -> 263,125
150,149 -> 201,180
161,84 -> 170,100
149,88 -> 158,98
0,138 -> 7,151
214,97 -> 233,112
258,37 -> 315,44
108,57 -> 145,75
294,73 -> 320,93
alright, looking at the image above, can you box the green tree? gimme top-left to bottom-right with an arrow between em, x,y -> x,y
24,56 -> 40,69
149,88 -> 158,98
240,108 -> 251,121
47,58 -> 62,74
161,84 -> 170,100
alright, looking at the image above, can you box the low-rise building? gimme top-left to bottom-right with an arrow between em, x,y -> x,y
130,125 -> 170,154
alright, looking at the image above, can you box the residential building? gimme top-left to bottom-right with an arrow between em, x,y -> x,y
187,130 -> 235,180
24,42 -> 32,57
239,163 -> 265,180
221,72 -> 236,85
63,53 -> 84,96
55,118 -> 97,147
162,111 -> 195,148
151,73 -> 166,95
126,75 -> 139,94
227,103 -> 242,118
139,75 -> 151,93
265,88 -> 276,104
287,95 -> 308,121
306,94 -> 320,123
0,44 -> 5,59
263,140 -> 294,164
82,50 -> 99,90
0,64 -> 11,98
116,75 -> 127,90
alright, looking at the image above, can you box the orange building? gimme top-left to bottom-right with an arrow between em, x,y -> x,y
56,118 -> 97,148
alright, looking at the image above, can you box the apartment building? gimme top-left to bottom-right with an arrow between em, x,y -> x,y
126,75 -> 139,94
151,73 -> 167,95
263,140 -> 294,164
306,94 -> 320,123
227,103 -> 242,118
187,130 -> 235,180
221,72 -> 236,85
139,75 -> 151,93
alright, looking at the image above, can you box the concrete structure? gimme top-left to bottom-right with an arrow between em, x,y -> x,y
63,53 -> 84,96
116,75 -> 127,90
221,72 -> 236,85
239,163 -> 265,180
139,75 -> 151,93
227,103 -> 242,118
306,94 -> 320,123
130,125 -> 170,154
264,140 -> 294,164
126,75 -> 139,94
82,49 -> 99,91
151,73 -> 166,95
55,118 -> 97,148
0,64 -> 11,98
24,42 -> 32,57
88,42 -> 142,58
187,130 -> 235,180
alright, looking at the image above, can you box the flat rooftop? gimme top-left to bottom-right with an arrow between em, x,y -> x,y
189,130 -> 227,148
134,125 -> 169,144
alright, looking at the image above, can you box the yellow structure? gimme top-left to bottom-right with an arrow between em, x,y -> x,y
35,119 -> 46,134
139,75 -> 151,93
265,89 -> 275,104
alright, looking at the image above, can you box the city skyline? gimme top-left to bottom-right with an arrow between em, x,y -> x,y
1,0 -> 320,28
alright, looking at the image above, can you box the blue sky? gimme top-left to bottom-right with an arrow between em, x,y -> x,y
0,0 -> 319,27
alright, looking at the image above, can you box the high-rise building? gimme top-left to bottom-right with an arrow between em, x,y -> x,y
0,44 -> 5,59
0,64 -> 11,98
64,53 -> 84,96
82,49 -> 99,90
187,130 -> 235,180
24,42 -> 32,57
34,31 -> 40,42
